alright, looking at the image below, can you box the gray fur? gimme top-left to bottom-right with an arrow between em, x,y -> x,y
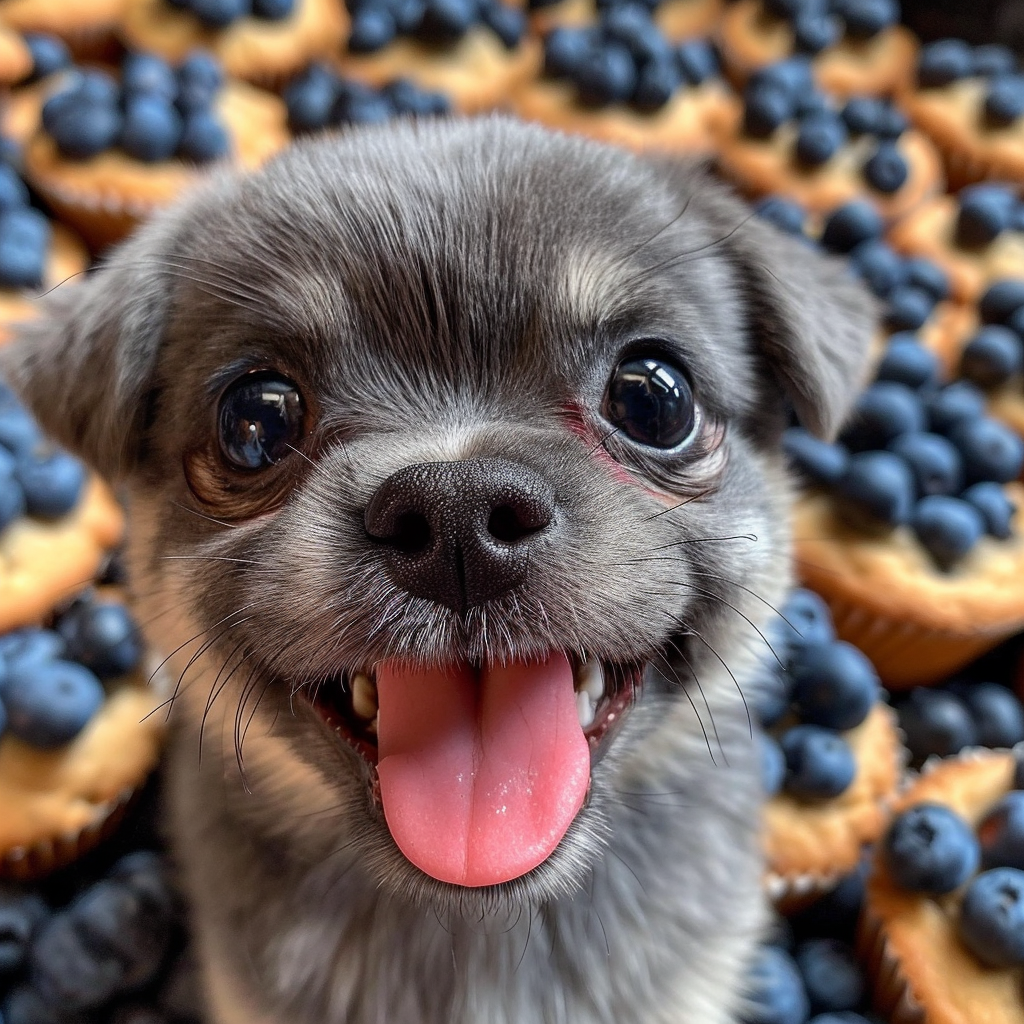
1,117 -> 875,1024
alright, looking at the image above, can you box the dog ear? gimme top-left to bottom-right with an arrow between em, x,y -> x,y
0,219 -> 178,482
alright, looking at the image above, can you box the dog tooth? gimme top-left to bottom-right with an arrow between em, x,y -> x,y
576,658 -> 605,702
576,690 -> 595,730
366,717 -> 377,736
351,672 -> 378,720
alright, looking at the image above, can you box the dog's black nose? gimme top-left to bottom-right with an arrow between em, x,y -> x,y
364,458 -> 555,613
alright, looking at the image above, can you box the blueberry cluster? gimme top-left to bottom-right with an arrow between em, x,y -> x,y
165,0 -> 294,28
883,786 -> 1024,969
0,593 -> 143,749
957,278 -> 1024,395
0,155 -> 51,292
741,59 -> 910,192
0,847 -> 199,1023
917,40 -> 1024,127
953,183 -> 1024,249
0,383 -> 86,531
543,13 -> 718,111
755,589 -> 880,801
761,0 -> 899,55
346,0 -> 525,54
284,63 -> 450,132
42,53 -> 230,164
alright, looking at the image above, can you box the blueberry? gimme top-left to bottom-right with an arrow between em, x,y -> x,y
781,725 -> 856,799
3,660 -> 103,747
788,861 -> 868,941
0,165 -> 29,214
884,285 -> 934,331
957,683 -> 1024,751
0,628 -> 67,672
956,184 -> 1016,247
333,84 -> 394,124
0,893 -> 48,975
795,91 -> 830,116
959,325 -> 1023,388
744,945 -> 810,1024
791,640 -> 879,731
904,257 -> 950,302
419,0 -> 476,40
820,201 -> 883,253
392,0 -> 426,31
925,382 -> 987,434
794,12 -> 841,53
632,55 -> 680,109
796,111 -> 847,165
755,196 -> 807,236
959,868 -> 1024,967
759,732 -> 786,796
383,79 -> 450,115
962,481 -> 1016,538
0,408 -> 41,457
121,54 -> 177,100
177,111 -> 230,162
783,427 -> 849,483
918,38 -> 974,87
754,663 -> 793,728
841,0 -> 896,37
780,588 -> 835,650
603,5 -> 670,65
57,600 -> 144,679
973,44 -> 1018,77
16,451 -> 85,518
888,432 -> 963,497
980,280 -> 1024,324
110,851 -> 176,920
47,94 -> 122,160
897,687 -> 975,764
836,450 -> 915,527
841,96 -> 881,134
0,465 -> 26,530
348,7 -> 397,50
794,939 -> 864,1014
24,34 -> 70,81
912,494 -> 985,568
841,382 -> 926,451
479,1 -> 525,47
873,103 -> 908,139
949,416 -> 1024,484
743,84 -> 793,137
883,803 -> 979,893
0,209 -> 49,290
863,141 -> 908,193
120,96 -> 183,163
189,0 -> 250,27
876,336 -> 940,390
675,39 -> 718,84
575,42 -> 638,106
3,986 -> 87,1024
251,0 -> 295,16
76,70 -> 119,107
544,27 -> 591,77
848,239 -> 905,297
751,57 -> 815,99
284,65 -> 338,131
176,50 -> 224,100
985,75 -> 1024,127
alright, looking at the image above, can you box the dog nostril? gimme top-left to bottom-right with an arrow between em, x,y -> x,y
487,504 -> 546,544
392,511 -> 432,555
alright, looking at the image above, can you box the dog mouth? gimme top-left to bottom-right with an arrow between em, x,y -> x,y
306,654 -> 642,888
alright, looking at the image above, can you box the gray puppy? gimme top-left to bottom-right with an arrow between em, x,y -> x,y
3,117 -> 873,1024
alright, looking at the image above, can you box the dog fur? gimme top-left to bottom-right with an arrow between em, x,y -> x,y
3,116 -> 874,1024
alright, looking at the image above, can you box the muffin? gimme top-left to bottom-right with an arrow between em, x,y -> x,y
0,25 -> 34,85
717,59 -> 943,219
513,25 -> 737,154
716,0 -> 918,98
860,748 -> 1024,1024
20,52 -> 289,251
0,0 -> 127,57
119,0 -> 347,87
902,39 -> 1024,189
528,0 -> 723,41
0,591 -> 167,879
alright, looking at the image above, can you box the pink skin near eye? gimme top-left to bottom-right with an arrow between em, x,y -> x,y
561,402 -> 682,506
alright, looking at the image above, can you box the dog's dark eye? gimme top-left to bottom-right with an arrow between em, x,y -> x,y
218,372 -> 305,470
602,356 -> 696,449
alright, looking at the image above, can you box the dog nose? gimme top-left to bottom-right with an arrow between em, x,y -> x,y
364,458 -> 555,613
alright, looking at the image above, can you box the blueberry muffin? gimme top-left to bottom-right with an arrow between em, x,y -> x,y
717,59 -> 944,220
0,0 -> 127,56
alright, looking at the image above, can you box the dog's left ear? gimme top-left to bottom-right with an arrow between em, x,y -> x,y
683,174 -> 877,441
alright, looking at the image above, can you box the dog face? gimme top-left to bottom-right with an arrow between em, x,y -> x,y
4,118 -> 873,1020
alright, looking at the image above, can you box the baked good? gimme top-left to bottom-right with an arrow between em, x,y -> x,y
513,26 -> 736,154
120,0 -> 346,86
528,0 -> 723,41
0,0 -> 127,56
20,53 -> 289,251
903,39 -> 1024,189
717,59 -> 944,219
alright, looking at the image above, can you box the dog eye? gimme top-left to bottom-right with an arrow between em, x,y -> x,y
602,355 -> 696,449
217,372 -> 305,470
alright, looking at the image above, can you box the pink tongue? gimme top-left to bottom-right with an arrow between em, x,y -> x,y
375,652 -> 589,887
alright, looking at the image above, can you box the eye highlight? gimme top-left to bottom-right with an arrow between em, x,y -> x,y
217,371 -> 305,470
602,355 -> 697,450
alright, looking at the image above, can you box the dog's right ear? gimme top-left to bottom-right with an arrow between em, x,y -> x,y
0,223 -> 176,482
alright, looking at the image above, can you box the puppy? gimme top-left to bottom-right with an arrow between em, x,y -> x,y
3,117 -> 873,1024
